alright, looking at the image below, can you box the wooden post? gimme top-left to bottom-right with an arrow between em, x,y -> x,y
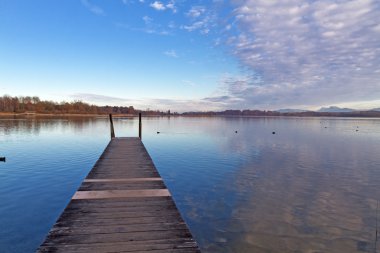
109,114 -> 115,139
139,113 -> 142,139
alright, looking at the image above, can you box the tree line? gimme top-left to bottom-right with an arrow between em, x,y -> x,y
2,95 -> 380,117
0,95 -> 172,115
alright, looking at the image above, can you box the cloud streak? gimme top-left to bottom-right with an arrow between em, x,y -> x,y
182,5 -> 217,34
219,0 -> 380,109
70,93 -> 227,112
164,49 -> 178,58
71,93 -> 130,104
81,0 -> 105,16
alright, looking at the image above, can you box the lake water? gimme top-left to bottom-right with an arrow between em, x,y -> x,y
0,116 -> 379,253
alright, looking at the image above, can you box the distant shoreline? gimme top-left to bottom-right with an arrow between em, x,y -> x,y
0,112 -> 134,117
1,112 -> 380,118
2,95 -> 380,118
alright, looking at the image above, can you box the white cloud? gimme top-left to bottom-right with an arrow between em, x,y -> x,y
81,0 -> 105,16
149,1 -> 176,13
142,15 -> 153,25
182,21 -> 205,32
166,1 -> 177,13
219,0 -> 380,109
182,6 -> 217,34
186,6 -> 206,18
150,1 -> 165,11
164,49 -> 178,58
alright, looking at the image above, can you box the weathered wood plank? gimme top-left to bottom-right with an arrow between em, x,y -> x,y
59,210 -> 181,220
64,204 -> 178,214
36,138 -> 200,253
72,189 -> 171,199
42,229 -> 194,245
68,197 -> 174,208
78,181 -> 166,191
83,178 -> 162,182
49,223 -> 188,235
38,238 -> 199,253
55,215 -> 186,227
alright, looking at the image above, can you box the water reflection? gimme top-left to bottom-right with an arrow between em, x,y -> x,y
145,117 -> 380,253
223,148 -> 378,253
0,115 -> 104,137
0,116 -> 379,253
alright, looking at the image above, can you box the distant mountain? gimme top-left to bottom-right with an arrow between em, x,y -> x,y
318,106 -> 355,113
276,108 -> 310,113
371,108 -> 380,112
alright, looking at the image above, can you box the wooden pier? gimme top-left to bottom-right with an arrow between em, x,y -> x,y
37,115 -> 200,253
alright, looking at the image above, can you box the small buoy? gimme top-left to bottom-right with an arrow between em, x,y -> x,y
157,131 -> 160,134
235,131 -> 238,133
272,132 -> 276,134
0,157 -> 5,162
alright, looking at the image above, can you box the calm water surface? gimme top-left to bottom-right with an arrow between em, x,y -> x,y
0,116 -> 379,253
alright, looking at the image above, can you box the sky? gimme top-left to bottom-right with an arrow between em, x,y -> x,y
1,0 -> 380,112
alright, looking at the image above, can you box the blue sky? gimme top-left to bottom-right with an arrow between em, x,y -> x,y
1,0 -> 380,111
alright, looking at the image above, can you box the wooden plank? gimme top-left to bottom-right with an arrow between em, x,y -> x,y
63,206 -> 177,214
68,197 -> 175,208
38,238 -> 199,253
42,230 -> 194,245
83,178 -> 162,182
49,222 -> 188,234
72,189 -> 171,199
78,181 -> 166,191
36,138 -> 200,253
54,215 -> 186,227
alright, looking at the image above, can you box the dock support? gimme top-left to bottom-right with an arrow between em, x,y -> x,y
139,113 -> 142,139
109,114 -> 115,139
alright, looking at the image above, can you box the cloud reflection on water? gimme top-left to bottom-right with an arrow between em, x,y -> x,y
191,117 -> 380,253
